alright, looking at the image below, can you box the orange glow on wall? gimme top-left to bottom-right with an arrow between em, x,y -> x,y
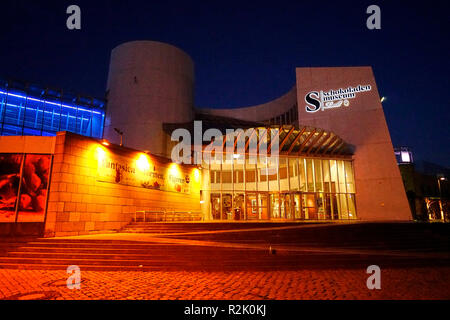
96,146 -> 107,162
136,154 -> 150,172
193,168 -> 200,183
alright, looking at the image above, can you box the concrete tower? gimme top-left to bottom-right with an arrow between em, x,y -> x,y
104,41 -> 194,156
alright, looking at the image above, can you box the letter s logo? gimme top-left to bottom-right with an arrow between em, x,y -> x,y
305,91 -> 321,113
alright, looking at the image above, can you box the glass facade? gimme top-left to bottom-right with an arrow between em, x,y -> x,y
203,156 -> 357,221
0,79 -> 105,138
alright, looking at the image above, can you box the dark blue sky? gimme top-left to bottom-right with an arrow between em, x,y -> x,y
0,0 -> 448,166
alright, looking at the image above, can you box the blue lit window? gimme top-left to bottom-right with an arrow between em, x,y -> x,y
0,82 -> 105,139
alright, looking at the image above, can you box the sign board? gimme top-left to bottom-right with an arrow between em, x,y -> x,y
96,150 -> 194,194
305,84 -> 372,113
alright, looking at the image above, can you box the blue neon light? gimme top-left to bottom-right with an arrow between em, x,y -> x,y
0,87 -> 105,138
0,90 -> 102,115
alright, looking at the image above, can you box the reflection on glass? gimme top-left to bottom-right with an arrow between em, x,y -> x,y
233,193 -> 244,220
293,193 -> 301,219
0,154 -> 23,222
270,193 -> 280,218
339,194 -> 349,219
259,193 -> 268,219
314,159 -> 323,192
222,193 -> 232,220
337,161 -> 347,193
347,194 -> 357,219
17,154 -> 52,222
316,193 -> 325,220
299,158 -> 306,191
245,158 -> 256,191
289,158 -> 299,191
302,193 -> 316,220
246,193 -> 258,220
279,158 -> 289,192
306,159 -> 314,192
323,160 -> 331,193
344,161 -> 355,193
210,193 -> 221,220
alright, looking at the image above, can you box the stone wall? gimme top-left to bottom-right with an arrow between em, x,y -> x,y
44,132 -> 201,237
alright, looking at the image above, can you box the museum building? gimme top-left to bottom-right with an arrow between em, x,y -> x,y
0,41 -> 411,237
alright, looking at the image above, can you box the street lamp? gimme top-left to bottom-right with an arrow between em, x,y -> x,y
437,174 -> 447,221
114,128 -> 124,147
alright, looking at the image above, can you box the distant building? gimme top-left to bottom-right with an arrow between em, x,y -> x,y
395,147 -> 449,221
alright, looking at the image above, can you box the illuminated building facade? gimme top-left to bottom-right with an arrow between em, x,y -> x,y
0,40 -> 413,236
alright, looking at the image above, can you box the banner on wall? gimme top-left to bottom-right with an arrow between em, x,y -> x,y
96,151 -> 194,194
0,154 -> 51,223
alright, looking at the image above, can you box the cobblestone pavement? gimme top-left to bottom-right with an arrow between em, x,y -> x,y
1,267 -> 449,300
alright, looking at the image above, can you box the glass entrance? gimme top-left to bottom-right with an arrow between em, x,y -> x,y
211,193 -> 221,220
222,193 -> 232,220
233,193 -> 244,220
270,193 -> 280,219
280,193 -> 293,220
246,193 -> 258,220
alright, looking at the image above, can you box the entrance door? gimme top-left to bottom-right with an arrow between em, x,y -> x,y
233,193 -> 244,220
210,193 -> 221,220
270,193 -> 280,219
222,193 -> 233,220
302,193 -> 317,220
246,193 -> 258,220
282,193 -> 293,220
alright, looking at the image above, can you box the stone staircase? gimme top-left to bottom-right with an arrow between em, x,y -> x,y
0,222 -> 448,271
119,222 -> 302,234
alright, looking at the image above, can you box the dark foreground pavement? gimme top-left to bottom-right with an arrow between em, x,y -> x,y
0,222 -> 449,300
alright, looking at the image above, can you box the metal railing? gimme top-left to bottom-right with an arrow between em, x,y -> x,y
134,210 -> 203,222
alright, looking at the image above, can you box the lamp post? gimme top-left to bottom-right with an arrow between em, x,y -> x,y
114,128 -> 124,147
437,175 -> 446,221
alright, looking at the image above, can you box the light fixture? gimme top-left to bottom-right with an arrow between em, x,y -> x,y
101,139 -> 110,146
136,154 -> 150,171
380,97 -> 386,103
233,154 -> 240,159
114,128 -> 124,147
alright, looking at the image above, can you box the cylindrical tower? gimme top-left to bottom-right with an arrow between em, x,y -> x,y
104,41 -> 194,156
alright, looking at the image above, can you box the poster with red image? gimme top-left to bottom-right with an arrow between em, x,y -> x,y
16,154 -> 52,222
0,154 -> 23,222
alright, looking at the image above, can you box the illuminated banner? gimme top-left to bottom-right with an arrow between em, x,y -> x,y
305,84 -> 372,113
96,150 -> 196,194
0,154 -> 51,223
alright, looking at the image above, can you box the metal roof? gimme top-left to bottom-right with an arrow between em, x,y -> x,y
164,118 -> 353,157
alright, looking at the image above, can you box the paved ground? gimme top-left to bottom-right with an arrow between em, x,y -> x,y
1,268 -> 449,300
0,222 -> 449,300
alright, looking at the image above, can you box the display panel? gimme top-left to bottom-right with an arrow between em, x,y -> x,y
0,154 -> 23,222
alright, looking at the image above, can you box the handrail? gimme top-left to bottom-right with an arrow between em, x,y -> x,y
134,210 -> 203,222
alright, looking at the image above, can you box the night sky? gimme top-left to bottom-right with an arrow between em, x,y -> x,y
0,0 -> 448,166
